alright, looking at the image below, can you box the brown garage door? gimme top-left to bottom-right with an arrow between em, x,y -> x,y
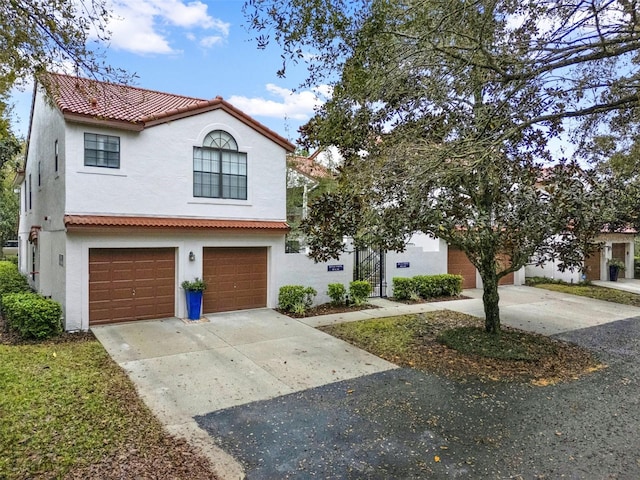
585,249 -> 601,281
497,255 -> 514,285
89,248 -> 175,325
203,247 -> 267,313
447,247 -> 476,289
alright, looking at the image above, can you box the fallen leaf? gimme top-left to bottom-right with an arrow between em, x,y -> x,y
434,455 -> 441,463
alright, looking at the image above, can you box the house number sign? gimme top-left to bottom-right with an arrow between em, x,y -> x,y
396,262 -> 410,268
327,265 -> 344,272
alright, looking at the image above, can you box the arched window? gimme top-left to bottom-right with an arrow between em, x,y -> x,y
193,130 -> 247,199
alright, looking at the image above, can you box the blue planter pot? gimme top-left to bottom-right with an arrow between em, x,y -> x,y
185,290 -> 203,320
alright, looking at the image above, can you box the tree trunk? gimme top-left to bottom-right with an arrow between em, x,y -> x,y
479,262 -> 501,334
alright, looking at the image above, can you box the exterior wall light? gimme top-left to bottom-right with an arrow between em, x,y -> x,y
189,251 -> 195,261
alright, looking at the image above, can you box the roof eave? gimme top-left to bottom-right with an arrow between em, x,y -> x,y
63,112 -> 145,131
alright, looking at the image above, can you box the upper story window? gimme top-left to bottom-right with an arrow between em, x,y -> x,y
84,133 -> 120,168
54,140 -> 59,172
193,130 -> 247,200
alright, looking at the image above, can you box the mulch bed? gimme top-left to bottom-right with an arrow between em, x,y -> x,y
321,311 -> 604,385
277,302 -> 380,318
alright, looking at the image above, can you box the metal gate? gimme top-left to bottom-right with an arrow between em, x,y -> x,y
354,244 -> 386,297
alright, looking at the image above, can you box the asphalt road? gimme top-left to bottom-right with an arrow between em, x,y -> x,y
196,316 -> 640,479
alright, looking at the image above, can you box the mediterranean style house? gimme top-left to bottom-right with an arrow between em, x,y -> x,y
17,73 -> 294,331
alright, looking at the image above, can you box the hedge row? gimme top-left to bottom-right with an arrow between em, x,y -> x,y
393,274 -> 463,300
1,292 -> 63,339
0,261 -> 30,296
0,261 -> 63,340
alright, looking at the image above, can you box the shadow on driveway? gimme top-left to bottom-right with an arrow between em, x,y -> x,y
196,317 -> 640,479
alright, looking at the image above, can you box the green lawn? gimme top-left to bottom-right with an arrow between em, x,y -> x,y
0,338 -> 167,478
533,283 -> 640,307
321,311 -> 602,384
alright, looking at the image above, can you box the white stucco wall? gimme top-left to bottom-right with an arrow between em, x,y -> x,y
386,241 -> 448,296
277,251 -> 355,306
63,110 -> 287,221
525,262 -> 582,283
18,88 -> 67,293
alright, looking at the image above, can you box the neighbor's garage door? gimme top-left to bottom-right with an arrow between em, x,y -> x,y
585,249 -> 601,281
447,247 -> 476,289
89,248 -> 175,325
496,255 -> 514,286
203,247 -> 267,313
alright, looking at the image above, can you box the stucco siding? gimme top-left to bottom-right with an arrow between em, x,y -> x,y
63,110 -> 286,221
18,88 -> 67,288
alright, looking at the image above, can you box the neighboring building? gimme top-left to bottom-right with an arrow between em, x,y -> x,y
17,73 -> 294,330
526,230 -> 636,282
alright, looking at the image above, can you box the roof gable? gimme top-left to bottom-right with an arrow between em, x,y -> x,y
43,73 -> 294,151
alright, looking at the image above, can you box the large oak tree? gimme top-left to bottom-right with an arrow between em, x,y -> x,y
245,0 -> 639,333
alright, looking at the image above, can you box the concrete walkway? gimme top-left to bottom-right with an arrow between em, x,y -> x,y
304,285 -> 640,336
92,285 -> 640,479
593,278 -> 640,295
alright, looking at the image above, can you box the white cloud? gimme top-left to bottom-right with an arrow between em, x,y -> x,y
106,0 -> 230,54
228,84 -> 331,121
200,36 -> 224,48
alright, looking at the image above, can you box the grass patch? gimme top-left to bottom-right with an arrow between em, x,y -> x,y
436,326 -> 557,361
321,315 -> 424,360
0,336 -> 215,479
321,311 -> 603,384
534,283 -> 640,307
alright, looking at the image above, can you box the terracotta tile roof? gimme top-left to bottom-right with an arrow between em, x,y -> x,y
288,155 -> 331,179
44,73 -> 294,151
48,72 -> 208,123
64,215 -> 289,232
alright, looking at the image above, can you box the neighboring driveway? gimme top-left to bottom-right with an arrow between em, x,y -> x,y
94,286 -> 640,479
304,285 -> 640,335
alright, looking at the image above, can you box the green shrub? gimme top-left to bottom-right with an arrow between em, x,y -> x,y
525,276 -> 565,286
413,274 -> 462,298
349,280 -> 371,306
393,274 -> 462,300
1,255 -> 18,266
327,283 -> 347,306
1,292 -> 63,340
278,285 -> 317,314
525,276 -> 591,287
392,277 -> 419,300
0,261 -> 30,296
181,277 -> 207,291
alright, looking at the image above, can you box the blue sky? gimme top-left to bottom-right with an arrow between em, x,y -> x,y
10,0 -> 328,146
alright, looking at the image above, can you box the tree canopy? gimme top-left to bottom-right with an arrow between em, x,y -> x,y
1,0 -> 124,89
245,0 -> 640,333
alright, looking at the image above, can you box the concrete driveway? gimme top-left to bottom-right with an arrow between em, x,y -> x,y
92,308 -> 397,478
92,285 -> 640,479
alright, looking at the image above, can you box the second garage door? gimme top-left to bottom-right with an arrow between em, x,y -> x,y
203,247 -> 267,313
